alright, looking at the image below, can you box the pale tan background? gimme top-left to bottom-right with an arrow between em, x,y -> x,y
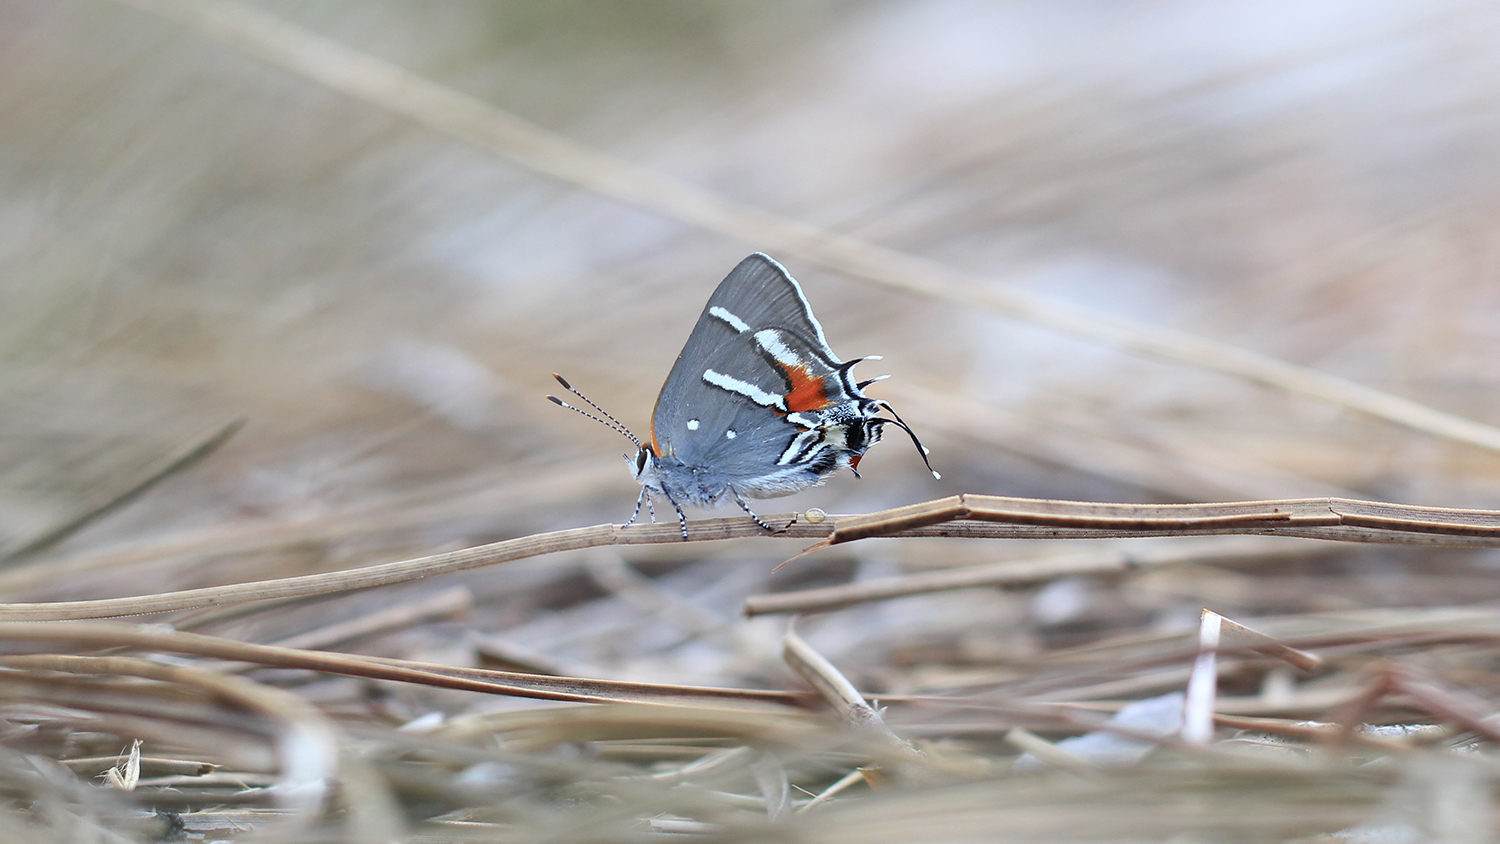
3,0 -> 1500,616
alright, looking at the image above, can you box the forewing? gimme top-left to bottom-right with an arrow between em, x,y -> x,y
703,254 -> 838,360
651,256 -> 805,467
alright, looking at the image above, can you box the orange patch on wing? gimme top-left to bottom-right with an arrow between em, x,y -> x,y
782,364 -> 831,412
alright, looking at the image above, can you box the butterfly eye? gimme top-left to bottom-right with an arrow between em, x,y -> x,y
634,447 -> 649,474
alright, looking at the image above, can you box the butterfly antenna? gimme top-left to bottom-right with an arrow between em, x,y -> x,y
876,402 -> 941,480
547,373 -> 643,448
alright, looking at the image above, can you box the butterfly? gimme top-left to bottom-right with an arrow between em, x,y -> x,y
551,253 -> 936,537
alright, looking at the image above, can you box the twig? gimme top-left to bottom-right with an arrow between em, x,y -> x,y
782,626 -> 923,763
0,515 -> 820,621
0,622 -> 804,708
8,492 -> 1500,621
818,494 -> 1500,546
1217,616 -> 1323,673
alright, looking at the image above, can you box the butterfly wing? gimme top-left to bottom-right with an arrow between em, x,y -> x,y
650,254 -> 872,495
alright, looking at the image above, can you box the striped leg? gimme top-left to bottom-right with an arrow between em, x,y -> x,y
658,487 -> 689,540
625,487 -> 653,528
731,487 -> 775,533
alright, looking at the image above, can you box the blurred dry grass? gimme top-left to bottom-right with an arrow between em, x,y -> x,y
6,0 -> 1500,840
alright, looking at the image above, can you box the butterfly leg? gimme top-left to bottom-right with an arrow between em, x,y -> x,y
658,487 -> 690,540
625,488 -> 650,528
730,488 -> 776,533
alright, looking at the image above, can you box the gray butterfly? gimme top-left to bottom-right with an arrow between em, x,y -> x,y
551,253 -> 936,537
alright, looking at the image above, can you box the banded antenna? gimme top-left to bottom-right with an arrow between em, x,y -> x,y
546,374 -> 643,449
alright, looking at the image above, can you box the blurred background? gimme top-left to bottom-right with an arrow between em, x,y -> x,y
5,0 -> 1500,713
12,2 -> 1500,837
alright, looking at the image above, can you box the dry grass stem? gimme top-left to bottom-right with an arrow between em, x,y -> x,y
1217,615 -> 1324,672
0,622 -> 804,708
824,494 -> 1500,545
8,493 -> 1500,622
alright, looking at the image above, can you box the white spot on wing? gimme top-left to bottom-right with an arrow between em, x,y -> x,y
753,329 -> 800,366
686,419 -> 700,430
725,429 -> 737,439
703,369 -> 786,410
708,306 -> 750,334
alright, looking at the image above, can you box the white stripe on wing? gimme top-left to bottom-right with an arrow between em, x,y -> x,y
708,306 -> 751,334
702,369 -> 787,410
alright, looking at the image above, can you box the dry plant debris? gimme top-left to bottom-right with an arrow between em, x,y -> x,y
2,497 -> 1500,840
6,1 -> 1500,842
